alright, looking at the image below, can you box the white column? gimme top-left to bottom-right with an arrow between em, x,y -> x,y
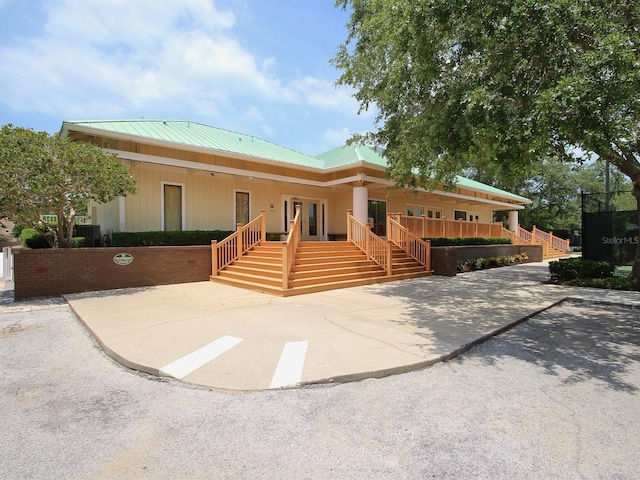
118,196 -> 126,232
509,210 -> 519,233
352,186 -> 369,225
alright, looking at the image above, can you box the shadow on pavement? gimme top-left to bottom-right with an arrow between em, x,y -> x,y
475,300 -> 640,393
372,263 -> 640,392
370,263 -> 564,345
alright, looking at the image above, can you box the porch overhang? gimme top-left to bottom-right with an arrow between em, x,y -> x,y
107,149 -> 527,211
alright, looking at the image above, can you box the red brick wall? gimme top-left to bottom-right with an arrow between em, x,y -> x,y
13,246 -> 212,300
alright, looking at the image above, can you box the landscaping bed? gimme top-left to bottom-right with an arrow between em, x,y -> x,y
549,257 -> 640,291
431,244 -> 543,276
457,253 -> 529,273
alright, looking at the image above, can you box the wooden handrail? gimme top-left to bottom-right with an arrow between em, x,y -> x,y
281,205 -> 301,289
211,209 -> 266,276
519,226 -> 549,256
387,214 -> 431,270
397,213 -> 567,256
534,226 -> 569,253
551,235 -> 570,252
347,209 -> 392,275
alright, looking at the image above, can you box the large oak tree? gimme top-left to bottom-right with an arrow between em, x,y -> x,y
0,125 -> 137,248
333,0 -> 640,279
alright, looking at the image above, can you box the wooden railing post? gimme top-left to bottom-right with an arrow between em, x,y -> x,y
260,209 -> 266,242
531,226 -> 537,244
347,209 -> 352,241
236,222 -> 243,258
386,213 -> 391,239
211,240 -> 218,276
421,215 -> 426,238
386,241 -> 392,276
282,242 -> 288,289
366,224 -> 371,256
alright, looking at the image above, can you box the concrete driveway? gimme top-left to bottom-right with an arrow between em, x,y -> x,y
61,261 -> 639,391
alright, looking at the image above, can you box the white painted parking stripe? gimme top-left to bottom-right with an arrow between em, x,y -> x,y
270,340 -> 309,389
159,335 -> 243,379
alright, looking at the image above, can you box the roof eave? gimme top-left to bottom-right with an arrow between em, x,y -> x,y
64,123 -> 331,175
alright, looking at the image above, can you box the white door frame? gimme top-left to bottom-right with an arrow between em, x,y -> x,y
282,195 -> 328,241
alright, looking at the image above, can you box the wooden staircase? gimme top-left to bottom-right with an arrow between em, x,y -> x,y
544,246 -> 571,260
212,241 -> 431,296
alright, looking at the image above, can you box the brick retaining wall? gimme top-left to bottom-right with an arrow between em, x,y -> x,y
13,246 -> 211,300
431,245 -> 543,276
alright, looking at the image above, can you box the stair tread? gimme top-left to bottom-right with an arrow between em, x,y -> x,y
213,240 -> 432,296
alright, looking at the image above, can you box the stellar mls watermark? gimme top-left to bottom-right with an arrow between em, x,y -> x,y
601,236 -> 639,245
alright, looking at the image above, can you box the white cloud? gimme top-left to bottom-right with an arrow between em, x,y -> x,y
0,0 -> 290,119
0,0 -> 373,154
43,0 -> 235,46
322,127 -> 352,146
290,76 -> 359,112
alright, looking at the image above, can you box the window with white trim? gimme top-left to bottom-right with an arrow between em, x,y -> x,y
427,207 -> 442,219
454,210 -> 467,221
407,204 -> 424,217
235,191 -> 250,226
162,183 -> 184,231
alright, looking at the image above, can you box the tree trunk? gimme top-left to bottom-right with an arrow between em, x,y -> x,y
56,208 -> 73,248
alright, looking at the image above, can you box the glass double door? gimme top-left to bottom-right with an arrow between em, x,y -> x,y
368,200 -> 386,236
292,199 -> 323,241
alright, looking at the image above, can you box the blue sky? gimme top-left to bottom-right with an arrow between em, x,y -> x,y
0,0 -> 375,155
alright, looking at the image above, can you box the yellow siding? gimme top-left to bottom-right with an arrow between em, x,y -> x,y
329,191 -> 353,234
97,162 -> 511,236
89,198 -> 120,235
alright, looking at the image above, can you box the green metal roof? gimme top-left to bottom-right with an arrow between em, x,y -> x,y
317,144 -> 529,203
316,144 -> 387,168
63,119 -> 529,204
63,120 -> 325,169
454,176 -> 531,203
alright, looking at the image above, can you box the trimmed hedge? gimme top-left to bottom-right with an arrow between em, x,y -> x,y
111,230 -> 236,247
20,228 -> 52,249
71,237 -> 86,248
549,258 -> 615,282
111,230 -> 288,246
574,277 -> 640,291
425,237 -> 513,247
20,228 -> 86,249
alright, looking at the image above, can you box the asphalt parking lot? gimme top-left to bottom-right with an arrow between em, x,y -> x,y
1,287 -> 639,479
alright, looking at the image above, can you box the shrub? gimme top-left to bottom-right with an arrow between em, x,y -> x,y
20,228 -> 52,249
426,237 -> 513,246
11,222 -> 27,238
548,258 -> 615,282
475,257 -> 487,269
71,237 -> 86,248
111,230 -> 237,247
457,253 -> 527,273
0,234 -> 9,242
575,277 -> 640,291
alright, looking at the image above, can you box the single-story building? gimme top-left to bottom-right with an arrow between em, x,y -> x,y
60,119 -> 531,241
